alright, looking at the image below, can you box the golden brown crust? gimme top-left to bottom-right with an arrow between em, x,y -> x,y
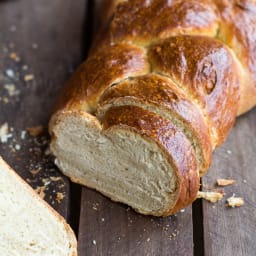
102,105 -> 200,215
99,73 -> 212,175
216,0 -> 256,114
149,35 -> 240,146
50,0 -> 256,216
109,0 -> 219,45
54,43 -> 149,113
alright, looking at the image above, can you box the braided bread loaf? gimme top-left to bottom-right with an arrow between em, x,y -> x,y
49,0 -> 256,216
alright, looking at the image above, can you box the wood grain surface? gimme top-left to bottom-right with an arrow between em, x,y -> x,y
0,0 -> 86,218
79,189 -> 194,256
202,108 -> 256,256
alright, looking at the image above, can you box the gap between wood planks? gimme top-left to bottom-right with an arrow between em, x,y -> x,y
67,0 -> 95,237
192,194 -> 204,256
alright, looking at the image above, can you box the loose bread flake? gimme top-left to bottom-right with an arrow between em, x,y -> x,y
197,191 -> 224,203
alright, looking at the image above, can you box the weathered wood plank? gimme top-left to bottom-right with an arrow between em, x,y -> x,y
203,108 -> 256,256
79,189 -> 193,256
0,0 -> 86,218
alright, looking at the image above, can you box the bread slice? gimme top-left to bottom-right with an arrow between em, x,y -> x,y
0,157 -> 77,256
50,106 -> 199,216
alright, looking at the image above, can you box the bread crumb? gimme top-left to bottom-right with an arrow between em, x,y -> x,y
15,144 -> 21,150
216,178 -> 236,187
50,176 -> 62,182
4,84 -> 20,97
24,74 -> 34,82
22,65 -> 28,71
2,97 -> 10,104
92,203 -> 99,211
30,169 -> 40,175
21,130 -> 26,140
35,186 -> 46,199
227,150 -> 232,154
42,178 -> 51,186
9,52 -> 20,62
26,126 -> 44,137
226,194 -> 244,208
0,123 -> 8,141
56,192 -> 64,203
6,69 -> 15,78
197,191 -> 224,203
146,238 -> 151,242
0,123 -> 12,143
92,240 -> 97,245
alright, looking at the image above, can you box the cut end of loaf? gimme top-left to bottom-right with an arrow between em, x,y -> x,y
50,111 -> 183,216
50,106 -> 200,216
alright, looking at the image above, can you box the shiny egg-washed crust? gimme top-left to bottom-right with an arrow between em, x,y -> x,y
54,43 -> 149,113
50,0 -> 256,216
99,73 -> 212,175
102,105 -> 200,216
149,35 -> 240,146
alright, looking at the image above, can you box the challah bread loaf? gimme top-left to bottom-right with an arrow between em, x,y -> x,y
49,0 -> 256,216
0,157 -> 77,256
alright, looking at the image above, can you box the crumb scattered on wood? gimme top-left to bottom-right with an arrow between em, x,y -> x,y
0,123 -> 12,143
50,176 -> 63,182
22,65 -> 28,71
226,194 -> 244,208
42,178 -> 51,186
9,52 -> 20,62
92,203 -> 99,211
24,74 -> 34,82
197,191 -> 224,203
0,123 -> 8,140
5,69 -> 15,78
4,84 -> 20,97
56,192 -> 64,203
34,186 -> 46,199
216,178 -> 236,187
26,125 -> 44,137
30,169 -> 40,175
15,144 -> 21,150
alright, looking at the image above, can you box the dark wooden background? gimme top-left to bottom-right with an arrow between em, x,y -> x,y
0,1 -> 255,255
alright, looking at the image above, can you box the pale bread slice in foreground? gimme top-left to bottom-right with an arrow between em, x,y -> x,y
0,157 -> 77,256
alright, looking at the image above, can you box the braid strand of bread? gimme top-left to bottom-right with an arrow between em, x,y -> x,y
49,0 -> 256,216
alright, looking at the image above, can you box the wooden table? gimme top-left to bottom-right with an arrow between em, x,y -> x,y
0,1 -> 255,255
